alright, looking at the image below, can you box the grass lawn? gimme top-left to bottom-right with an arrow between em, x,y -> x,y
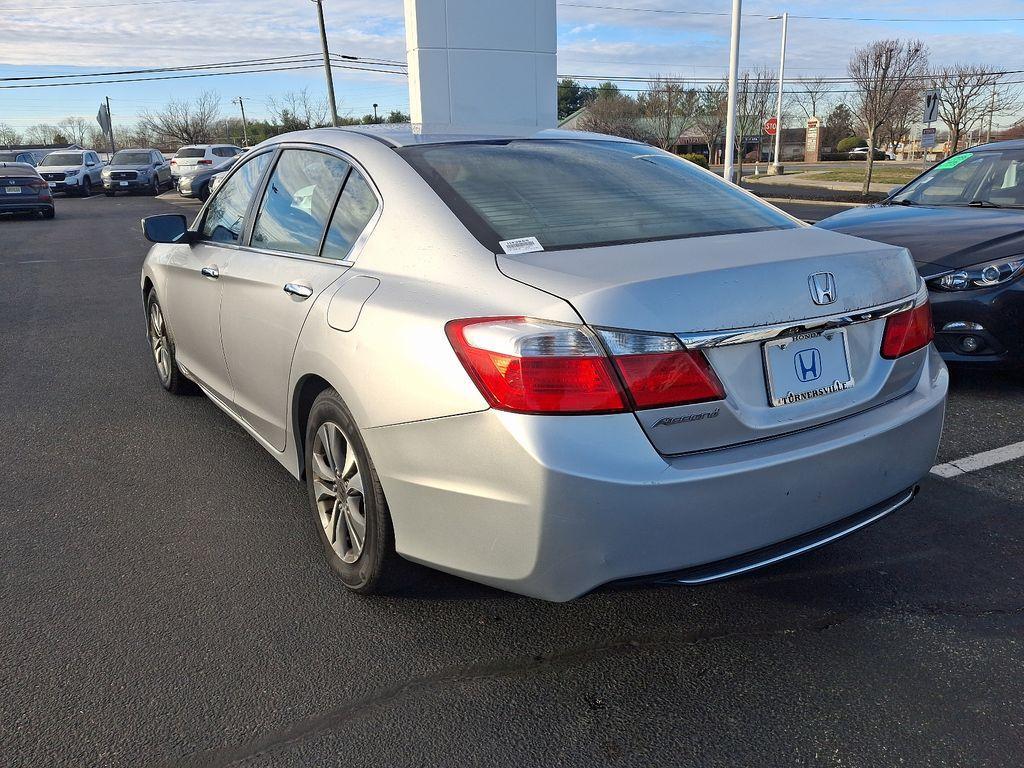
811,167 -> 922,185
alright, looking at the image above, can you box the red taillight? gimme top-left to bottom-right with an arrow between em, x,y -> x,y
446,318 -> 725,415
612,350 -> 725,408
197,159 -> 213,165
446,318 -> 627,414
881,301 -> 934,359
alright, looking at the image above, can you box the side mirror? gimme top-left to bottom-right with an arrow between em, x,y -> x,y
142,214 -> 191,244
86,161 -> 96,167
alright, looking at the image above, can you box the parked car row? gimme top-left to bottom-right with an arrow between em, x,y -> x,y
0,143 -> 246,218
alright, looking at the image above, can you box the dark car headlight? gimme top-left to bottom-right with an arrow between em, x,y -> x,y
929,257 -> 1024,291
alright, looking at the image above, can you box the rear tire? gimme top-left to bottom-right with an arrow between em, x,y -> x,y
42,208 -> 55,220
145,291 -> 196,395
305,389 -> 411,595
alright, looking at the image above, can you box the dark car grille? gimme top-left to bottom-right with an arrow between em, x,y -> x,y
111,171 -> 138,181
41,172 -> 65,181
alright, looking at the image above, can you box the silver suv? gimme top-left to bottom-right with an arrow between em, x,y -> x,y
37,150 -> 104,196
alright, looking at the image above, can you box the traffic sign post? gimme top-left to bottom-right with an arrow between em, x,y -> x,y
921,87 -> 940,169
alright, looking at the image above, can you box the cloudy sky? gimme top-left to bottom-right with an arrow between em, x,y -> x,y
2,0 -> 1023,131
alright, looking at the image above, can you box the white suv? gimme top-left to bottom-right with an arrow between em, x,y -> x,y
171,144 -> 244,179
37,150 -> 105,196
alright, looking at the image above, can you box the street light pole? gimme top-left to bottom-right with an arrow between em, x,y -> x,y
769,12 -> 788,174
233,97 -> 249,146
373,103 -> 379,123
311,0 -> 339,126
723,0 -> 742,184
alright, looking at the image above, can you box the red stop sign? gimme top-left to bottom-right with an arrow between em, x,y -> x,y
764,116 -> 778,136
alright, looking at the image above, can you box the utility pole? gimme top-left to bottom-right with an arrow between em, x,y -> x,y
105,96 -> 116,155
987,86 -> 996,144
769,12 -> 788,175
233,97 -> 250,146
723,0 -> 742,184
311,0 -> 339,126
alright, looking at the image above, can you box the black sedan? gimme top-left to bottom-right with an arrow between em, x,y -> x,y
817,140 -> 1024,368
0,162 -> 54,219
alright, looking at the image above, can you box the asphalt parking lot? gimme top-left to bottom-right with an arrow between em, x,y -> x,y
2,194 -> 1022,768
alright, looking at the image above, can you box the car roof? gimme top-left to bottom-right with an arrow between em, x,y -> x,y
316,123 -> 642,148
968,139 -> 1024,152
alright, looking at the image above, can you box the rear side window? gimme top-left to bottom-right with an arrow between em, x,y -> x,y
322,171 -> 378,260
399,140 -> 796,252
250,149 -> 350,256
200,152 -> 272,243
176,148 -> 206,158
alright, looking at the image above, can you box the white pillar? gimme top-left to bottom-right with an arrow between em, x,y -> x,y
723,0 -> 742,184
404,0 -> 557,128
770,12 -> 788,174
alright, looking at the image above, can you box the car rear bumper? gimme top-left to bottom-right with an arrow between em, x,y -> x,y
0,200 -> 53,214
365,345 -> 948,601
929,281 -> 1024,367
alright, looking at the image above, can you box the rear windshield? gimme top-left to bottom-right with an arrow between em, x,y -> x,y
112,151 -> 153,165
399,139 -> 796,252
176,148 -> 206,158
40,153 -> 83,167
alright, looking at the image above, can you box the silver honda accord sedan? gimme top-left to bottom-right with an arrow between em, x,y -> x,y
139,125 -> 948,601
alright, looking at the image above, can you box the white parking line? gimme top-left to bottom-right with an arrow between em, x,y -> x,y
931,441 -> 1024,478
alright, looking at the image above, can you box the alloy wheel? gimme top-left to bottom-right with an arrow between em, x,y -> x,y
148,301 -> 172,386
311,421 -> 367,564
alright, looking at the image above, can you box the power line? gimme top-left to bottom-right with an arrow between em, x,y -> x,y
561,69 -> 1024,85
557,1 -> 1024,23
0,62 -> 408,90
0,0 -> 202,9
0,54 -> 326,82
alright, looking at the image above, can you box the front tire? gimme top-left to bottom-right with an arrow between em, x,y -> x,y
145,292 -> 195,395
80,177 -> 92,197
305,390 -> 406,594
149,175 -> 160,196
197,182 -> 210,202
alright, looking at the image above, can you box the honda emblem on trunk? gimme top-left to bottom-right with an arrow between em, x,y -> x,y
808,272 -> 837,305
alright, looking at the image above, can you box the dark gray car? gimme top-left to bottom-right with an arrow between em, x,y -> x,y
176,155 -> 238,201
101,148 -> 172,196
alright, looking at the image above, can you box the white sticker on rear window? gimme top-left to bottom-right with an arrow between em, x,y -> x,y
499,236 -> 544,255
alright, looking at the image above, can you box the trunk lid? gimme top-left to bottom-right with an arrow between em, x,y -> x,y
498,226 -> 924,455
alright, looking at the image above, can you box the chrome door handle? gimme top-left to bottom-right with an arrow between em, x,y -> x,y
284,283 -> 313,299
201,266 -> 219,280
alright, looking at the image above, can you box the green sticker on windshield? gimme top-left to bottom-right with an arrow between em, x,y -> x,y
937,153 -> 972,170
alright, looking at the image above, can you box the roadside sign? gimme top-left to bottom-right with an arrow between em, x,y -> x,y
921,127 -> 937,149
923,89 -> 940,124
764,116 -> 778,136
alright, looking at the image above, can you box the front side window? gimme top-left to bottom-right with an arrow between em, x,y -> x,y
322,171 -> 379,260
399,139 -> 796,252
200,152 -> 272,244
892,150 -> 1024,207
250,149 -> 350,256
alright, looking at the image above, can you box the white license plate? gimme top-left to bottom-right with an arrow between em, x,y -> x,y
47,182 -> 57,188
763,330 -> 854,407
119,181 -> 129,187
5,186 -> 21,194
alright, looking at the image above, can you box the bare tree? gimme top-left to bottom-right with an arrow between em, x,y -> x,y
792,76 -> 834,119
848,39 -> 929,194
881,87 -> 921,155
266,87 -> 331,130
733,69 -> 777,177
22,124 -> 62,145
578,91 -> 651,143
140,91 -> 222,146
57,116 -> 90,145
692,83 -> 728,163
0,123 -> 21,146
933,65 -> 1022,152
638,76 -> 698,151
